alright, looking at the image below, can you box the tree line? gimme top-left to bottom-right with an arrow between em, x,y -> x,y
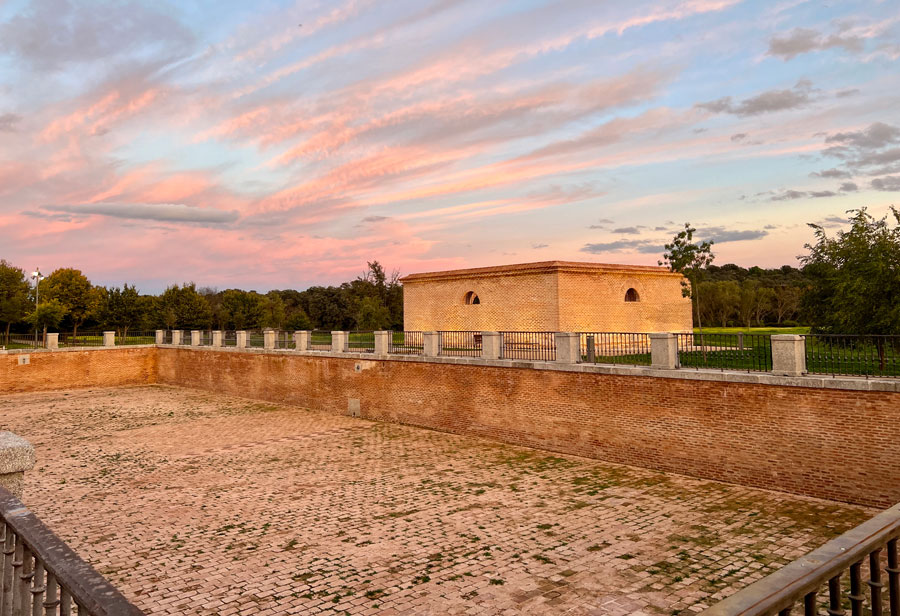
0,261 -> 403,343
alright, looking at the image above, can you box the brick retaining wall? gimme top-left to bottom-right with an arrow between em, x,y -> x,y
156,347 -> 900,508
0,347 -> 157,394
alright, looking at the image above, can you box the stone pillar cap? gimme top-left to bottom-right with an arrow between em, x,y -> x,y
0,432 -> 35,474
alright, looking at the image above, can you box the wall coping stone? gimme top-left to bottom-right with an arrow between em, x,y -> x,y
0,432 -> 35,474
157,344 -> 900,393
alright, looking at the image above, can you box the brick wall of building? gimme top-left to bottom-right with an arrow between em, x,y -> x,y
401,261 -> 693,332
0,348 -> 157,394
557,271 -> 693,332
158,348 -> 900,508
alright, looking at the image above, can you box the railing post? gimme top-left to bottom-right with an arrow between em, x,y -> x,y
374,331 -> 391,355
44,334 -> 58,350
171,330 -> 183,345
481,332 -> 502,360
212,331 -> 223,347
331,331 -> 349,353
0,433 -> 35,500
423,332 -> 441,357
650,333 -> 679,369
772,334 -> 806,376
190,330 -> 201,346
264,329 -> 276,350
235,331 -> 247,349
554,332 -> 580,364
102,331 -> 115,347
294,330 -> 310,351
155,330 -> 165,345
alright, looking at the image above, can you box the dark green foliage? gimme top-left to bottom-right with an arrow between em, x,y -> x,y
0,260 -> 30,344
801,207 -> 900,335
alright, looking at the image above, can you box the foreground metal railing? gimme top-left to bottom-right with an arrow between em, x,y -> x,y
676,333 -> 773,373
388,331 -> 423,355
580,332 -> 652,366
702,502 -> 900,616
0,487 -> 143,616
438,331 -> 482,357
804,334 -> 900,379
500,332 -> 556,361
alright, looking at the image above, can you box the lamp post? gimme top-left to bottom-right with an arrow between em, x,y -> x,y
31,268 -> 45,347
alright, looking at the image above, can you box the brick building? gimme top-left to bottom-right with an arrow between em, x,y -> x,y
399,261 -> 693,332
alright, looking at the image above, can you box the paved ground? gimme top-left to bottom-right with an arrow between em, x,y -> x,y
0,386 -> 873,616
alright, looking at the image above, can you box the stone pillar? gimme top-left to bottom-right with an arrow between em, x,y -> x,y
235,331 -> 247,349
45,333 -> 58,350
191,330 -> 201,346
331,331 -> 349,353
155,330 -> 165,344
212,331 -> 223,347
0,432 -> 35,499
171,330 -> 183,345
481,332 -> 502,360
264,329 -> 276,350
103,331 -> 116,347
555,332 -> 581,364
374,331 -> 391,355
423,331 -> 441,357
772,334 -> 806,376
294,330 -> 310,351
650,333 -> 679,370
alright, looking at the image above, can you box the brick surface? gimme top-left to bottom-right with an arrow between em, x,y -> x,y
159,348 -> 900,507
0,386 -> 873,615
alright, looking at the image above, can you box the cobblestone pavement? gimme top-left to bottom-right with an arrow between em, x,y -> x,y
0,386 -> 873,616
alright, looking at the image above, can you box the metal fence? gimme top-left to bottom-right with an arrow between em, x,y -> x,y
246,331 -> 265,348
676,332 -> 773,372
804,334 -> 900,378
438,331 -> 482,357
59,332 -> 104,348
580,332 -> 652,366
702,501 -> 899,616
222,331 -> 237,347
119,331 -> 156,345
275,331 -> 295,349
2,332 -> 41,350
309,331 -> 332,351
0,486 -> 144,616
389,331 -> 424,355
500,332 -> 556,361
348,331 -> 375,353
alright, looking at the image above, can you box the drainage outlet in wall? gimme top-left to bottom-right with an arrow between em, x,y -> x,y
348,398 -> 361,418
17,355 -> 30,366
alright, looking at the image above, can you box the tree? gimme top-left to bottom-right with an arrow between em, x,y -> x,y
221,290 -> 263,330
259,292 -> 286,329
801,207 -> 900,335
99,284 -> 142,336
356,296 -> 391,331
157,283 -> 213,329
26,299 -> 67,340
0,260 -> 30,346
660,223 -> 715,333
43,268 -> 96,338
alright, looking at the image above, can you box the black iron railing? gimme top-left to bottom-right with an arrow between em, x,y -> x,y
0,487 -> 143,616
676,333 -> 773,372
702,502 -> 900,616
309,331 -> 332,351
389,331 -> 424,355
438,331 -> 482,357
580,332 -> 652,366
246,331 -> 265,348
222,331 -> 237,347
275,331 -> 295,349
804,334 -> 900,378
500,332 -> 556,361
59,332 -> 104,348
348,332 -> 375,353
119,331 -> 155,346
3,333 -> 41,350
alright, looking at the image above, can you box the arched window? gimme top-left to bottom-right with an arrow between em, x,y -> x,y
464,291 -> 481,305
624,288 -> 639,302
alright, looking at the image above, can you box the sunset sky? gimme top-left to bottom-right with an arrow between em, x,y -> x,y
1,0 -> 898,292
